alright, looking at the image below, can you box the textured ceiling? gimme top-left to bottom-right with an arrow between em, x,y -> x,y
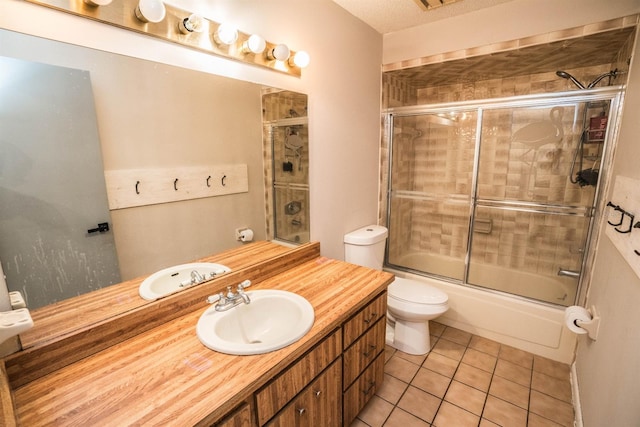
332,0 -> 514,34
384,26 -> 636,89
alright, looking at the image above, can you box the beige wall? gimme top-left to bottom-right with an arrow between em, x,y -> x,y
0,0 -> 383,263
383,0 -> 640,424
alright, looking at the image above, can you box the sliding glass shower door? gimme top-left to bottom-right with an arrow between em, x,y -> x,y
386,90 -> 621,306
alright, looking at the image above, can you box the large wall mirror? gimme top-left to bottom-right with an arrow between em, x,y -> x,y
0,29 -> 309,313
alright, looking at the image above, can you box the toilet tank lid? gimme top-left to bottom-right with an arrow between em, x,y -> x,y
344,225 -> 388,245
389,277 -> 448,304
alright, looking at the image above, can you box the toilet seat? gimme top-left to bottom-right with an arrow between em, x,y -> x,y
389,277 -> 448,305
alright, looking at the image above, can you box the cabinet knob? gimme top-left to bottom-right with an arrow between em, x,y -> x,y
363,312 -> 377,324
363,344 -> 377,357
362,380 -> 376,395
297,408 -> 306,416
314,390 -> 322,397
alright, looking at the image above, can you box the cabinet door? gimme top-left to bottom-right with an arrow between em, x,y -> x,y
343,318 -> 385,389
266,359 -> 341,427
343,353 -> 385,426
215,402 -> 254,427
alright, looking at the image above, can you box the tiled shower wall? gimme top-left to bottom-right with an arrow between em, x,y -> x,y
380,30 -> 634,282
262,90 -> 309,241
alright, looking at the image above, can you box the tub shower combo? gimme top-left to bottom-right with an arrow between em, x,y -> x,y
384,74 -> 624,307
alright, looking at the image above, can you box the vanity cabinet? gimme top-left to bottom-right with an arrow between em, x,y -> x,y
214,402 -> 255,427
342,292 -> 387,425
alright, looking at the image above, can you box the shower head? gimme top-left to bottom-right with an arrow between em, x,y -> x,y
586,69 -> 626,88
556,71 -> 585,89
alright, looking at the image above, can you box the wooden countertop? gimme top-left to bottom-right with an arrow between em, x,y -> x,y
8,252 -> 393,425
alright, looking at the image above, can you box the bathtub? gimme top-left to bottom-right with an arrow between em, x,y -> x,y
393,252 -> 577,305
273,231 -> 310,247
386,253 -> 578,363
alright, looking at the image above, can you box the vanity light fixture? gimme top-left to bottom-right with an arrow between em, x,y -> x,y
241,34 -> 267,55
267,44 -> 290,61
289,50 -> 310,69
214,23 -> 239,46
135,0 -> 166,23
178,14 -> 204,34
83,0 -> 112,6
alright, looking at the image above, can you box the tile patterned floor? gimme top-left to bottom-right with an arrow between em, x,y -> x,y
352,322 -> 574,427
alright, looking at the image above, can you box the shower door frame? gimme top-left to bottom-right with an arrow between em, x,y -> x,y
384,87 -> 624,307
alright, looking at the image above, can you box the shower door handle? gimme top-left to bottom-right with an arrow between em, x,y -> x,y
557,268 -> 579,278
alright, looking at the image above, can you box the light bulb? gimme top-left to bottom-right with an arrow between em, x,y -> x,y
179,14 -> 204,34
268,44 -> 290,61
290,51 -> 310,68
242,34 -> 266,54
214,23 -> 238,46
135,0 -> 166,23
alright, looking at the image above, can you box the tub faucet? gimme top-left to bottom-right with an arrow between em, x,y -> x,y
557,268 -> 580,278
206,280 -> 252,312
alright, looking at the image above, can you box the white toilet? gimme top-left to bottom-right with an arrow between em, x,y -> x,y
344,225 -> 449,355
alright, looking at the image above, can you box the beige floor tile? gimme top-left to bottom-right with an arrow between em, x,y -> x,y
499,345 -> 534,369
489,375 -> 530,409
494,358 -> 532,387
383,407 -> 430,427
479,418 -> 501,427
453,363 -> 492,392
375,373 -> 408,405
444,380 -> 487,415
469,335 -> 501,357
529,390 -> 575,426
483,395 -> 528,427
385,355 -> 421,383
357,395 -> 394,427
432,401 -> 479,427
462,347 -> 497,373
422,351 -> 459,377
395,350 -> 427,366
431,337 -> 466,361
441,327 -> 472,346
531,371 -> 572,403
411,367 -> 451,398
430,321 -> 446,337
350,418 -> 371,427
396,385 -> 441,424
533,356 -> 570,381
384,345 -> 396,363
528,413 -> 566,427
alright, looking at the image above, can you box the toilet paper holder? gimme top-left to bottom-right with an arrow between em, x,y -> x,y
575,305 -> 601,341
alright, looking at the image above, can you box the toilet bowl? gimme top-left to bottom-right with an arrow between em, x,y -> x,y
386,277 -> 448,355
343,225 -> 449,356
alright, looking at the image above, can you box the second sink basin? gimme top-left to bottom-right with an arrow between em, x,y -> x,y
196,290 -> 314,355
139,262 -> 231,301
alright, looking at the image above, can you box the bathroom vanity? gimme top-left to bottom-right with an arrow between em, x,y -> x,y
0,241 -> 393,426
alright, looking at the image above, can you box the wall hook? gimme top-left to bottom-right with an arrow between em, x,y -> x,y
221,174 -> 227,186
135,180 -> 140,195
607,206 -> 625,227
206,175 -> 211,187
615,212 -> 634,234
174,178 -> 179,191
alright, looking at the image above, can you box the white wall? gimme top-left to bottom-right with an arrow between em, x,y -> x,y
0,0 -> 383,261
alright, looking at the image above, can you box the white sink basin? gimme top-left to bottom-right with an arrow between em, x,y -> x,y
196,290 -> 314,355
139,262 -> 231,301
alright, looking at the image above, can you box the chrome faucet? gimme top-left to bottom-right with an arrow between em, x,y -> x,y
206,280 -> 252,311
191,270 -> 206,284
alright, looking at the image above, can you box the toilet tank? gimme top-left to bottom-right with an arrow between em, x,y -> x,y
343,225 -> 388,270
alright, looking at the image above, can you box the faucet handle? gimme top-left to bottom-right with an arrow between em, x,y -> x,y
237,280 -> 251,291
206,292 -> 225,304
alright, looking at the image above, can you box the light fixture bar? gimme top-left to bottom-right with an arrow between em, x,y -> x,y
24,0 -> 305,77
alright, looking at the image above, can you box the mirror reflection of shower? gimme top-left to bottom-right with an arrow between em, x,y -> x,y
262,90 -> 310,245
